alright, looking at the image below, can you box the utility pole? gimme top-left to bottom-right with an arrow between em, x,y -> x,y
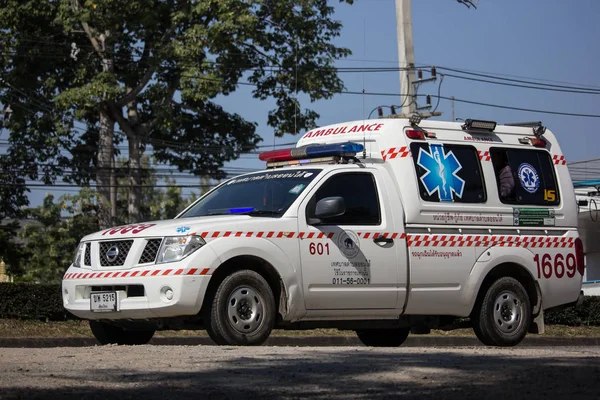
395,0 -> 416,116
451,96 -> 455,120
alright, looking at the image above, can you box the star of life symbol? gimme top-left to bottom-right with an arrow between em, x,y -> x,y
518,163 -> 540,193
417,144 -> 465,202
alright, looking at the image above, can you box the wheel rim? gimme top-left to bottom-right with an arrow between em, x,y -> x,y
227,285 -> 264,334
493,290 -> 524,334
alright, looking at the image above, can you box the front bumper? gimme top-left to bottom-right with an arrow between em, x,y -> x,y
62,266 -> 212,320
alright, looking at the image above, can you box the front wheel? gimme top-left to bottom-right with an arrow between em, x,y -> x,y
355,328 -> 410,347
205,270 -> 276,346
472,277 -> 532,347
89,320 -> 155,345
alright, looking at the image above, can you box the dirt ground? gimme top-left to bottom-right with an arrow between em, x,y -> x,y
0,345 -> 599,399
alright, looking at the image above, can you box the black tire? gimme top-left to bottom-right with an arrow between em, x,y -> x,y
205,270 -> 276,346
89,320 -> 155,345
472,277 -> 531,347
355,328 -> 410,347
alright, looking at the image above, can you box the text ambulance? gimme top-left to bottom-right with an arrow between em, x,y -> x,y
62,117 -> 584,347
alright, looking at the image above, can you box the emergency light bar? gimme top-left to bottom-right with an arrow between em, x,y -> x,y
258,142 -> 364,163
462,119 -> 497,132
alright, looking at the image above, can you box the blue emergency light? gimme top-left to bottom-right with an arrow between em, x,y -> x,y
259,142 -> 364,162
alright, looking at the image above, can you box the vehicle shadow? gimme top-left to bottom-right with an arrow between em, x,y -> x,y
1,348 -> 600,399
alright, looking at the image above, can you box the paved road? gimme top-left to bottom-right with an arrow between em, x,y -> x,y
1,345 -> 599,399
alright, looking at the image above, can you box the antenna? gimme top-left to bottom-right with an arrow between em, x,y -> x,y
362,18 -> 367,159
294,37 -> 298,137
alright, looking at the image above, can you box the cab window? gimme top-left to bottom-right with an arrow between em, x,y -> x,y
490,148 -> 559,206
410,143 -> 486,203
308,172 -> 381,225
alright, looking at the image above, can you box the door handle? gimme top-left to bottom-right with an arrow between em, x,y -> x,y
373,236 -> 394,244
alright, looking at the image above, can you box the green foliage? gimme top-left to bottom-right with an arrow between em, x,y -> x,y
0,220 -> 25,277
17,189 -> 99,284
0,282 -> 70,321
545,296 -> 600,326
0,0 -> 355,193
15,170 -> 199,281
114,156 -> 199,223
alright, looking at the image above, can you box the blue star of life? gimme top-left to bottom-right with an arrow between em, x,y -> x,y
417,144 -> 465,202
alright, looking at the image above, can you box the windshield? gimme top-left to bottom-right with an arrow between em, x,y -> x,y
180,169 -> 321,218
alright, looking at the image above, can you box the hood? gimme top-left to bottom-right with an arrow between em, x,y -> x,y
82,215 -> 287,241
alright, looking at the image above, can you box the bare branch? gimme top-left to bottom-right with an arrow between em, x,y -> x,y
115,27 -> 175,107
145,78 -> 180,132
115,67 -> 155,107
106,103 -> 136,139
70,0 -> 103,57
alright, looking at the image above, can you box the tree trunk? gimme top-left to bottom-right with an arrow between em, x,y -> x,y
126,101 -> 142,223
127,133 -> 142,223
97,109 -> 115,229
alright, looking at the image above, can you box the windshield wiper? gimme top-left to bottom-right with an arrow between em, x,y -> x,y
244,209 -> 281,217
204,209 -> 280,217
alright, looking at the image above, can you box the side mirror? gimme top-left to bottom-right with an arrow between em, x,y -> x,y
308,197 -> 346,225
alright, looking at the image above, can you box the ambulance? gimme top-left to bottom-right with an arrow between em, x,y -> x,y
62,117 -> 584,347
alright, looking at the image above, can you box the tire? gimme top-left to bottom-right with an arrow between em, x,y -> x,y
205,270 -> 276,346
89,320 -> 155,345
355,328 -> 410,347
472,277 -> 531,347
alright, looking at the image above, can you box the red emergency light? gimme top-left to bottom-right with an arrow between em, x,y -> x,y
258,142 -> 364,163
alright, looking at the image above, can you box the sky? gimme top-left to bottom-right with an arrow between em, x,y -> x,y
216,0 -> 600,175
22,0 -> 600,205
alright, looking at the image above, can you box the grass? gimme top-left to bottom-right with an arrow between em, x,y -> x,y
1,319 -> 600,339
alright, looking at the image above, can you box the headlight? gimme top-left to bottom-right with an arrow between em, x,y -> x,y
157,235 -> 206,264
73,243 -> 85,268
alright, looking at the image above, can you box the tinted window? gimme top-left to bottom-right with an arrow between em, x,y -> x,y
491,148 -> 559,206
309,173 -> 381,225
181,169 -> 320,218
410,143 -> 486,203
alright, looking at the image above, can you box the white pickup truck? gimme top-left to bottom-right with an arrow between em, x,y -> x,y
62,118 -> 584,347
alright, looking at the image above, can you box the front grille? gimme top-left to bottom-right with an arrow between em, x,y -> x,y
99,240 -> 133,267
138,238 -> 162,264
84,243 -> 92,266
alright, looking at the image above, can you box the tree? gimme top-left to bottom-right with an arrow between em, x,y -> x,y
18,189 -> 99,283
0,153 -> 29,277
17,172 -> 197,283
113,155 -> 202,223
0,0 -> 355,228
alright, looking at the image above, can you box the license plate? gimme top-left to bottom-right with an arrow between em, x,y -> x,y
91,292 -> 117,312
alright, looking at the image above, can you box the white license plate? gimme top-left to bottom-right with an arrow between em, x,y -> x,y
91,292 -> 117,312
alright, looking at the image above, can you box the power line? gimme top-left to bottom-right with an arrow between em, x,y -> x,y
435,66 -> 600,92
432,71 -> 600,95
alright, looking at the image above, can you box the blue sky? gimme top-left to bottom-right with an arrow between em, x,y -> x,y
219,0 -> 599,170
24,0 -> 600,205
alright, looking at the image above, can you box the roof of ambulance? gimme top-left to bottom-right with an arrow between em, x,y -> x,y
296,118 -> 555,147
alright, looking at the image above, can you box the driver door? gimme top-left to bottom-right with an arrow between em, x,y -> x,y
297,169 -> 405,310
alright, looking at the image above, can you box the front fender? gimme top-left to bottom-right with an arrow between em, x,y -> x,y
204,237 -> 305,321
462,246 -> 541,310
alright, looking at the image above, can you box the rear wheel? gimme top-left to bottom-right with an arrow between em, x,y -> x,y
205,270 -> 276,346
89,320 -> 155,345
472,277 -> 531,347
355,328 -> 410,347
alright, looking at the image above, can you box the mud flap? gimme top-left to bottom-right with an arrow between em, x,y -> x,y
529,282 -> 544,334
